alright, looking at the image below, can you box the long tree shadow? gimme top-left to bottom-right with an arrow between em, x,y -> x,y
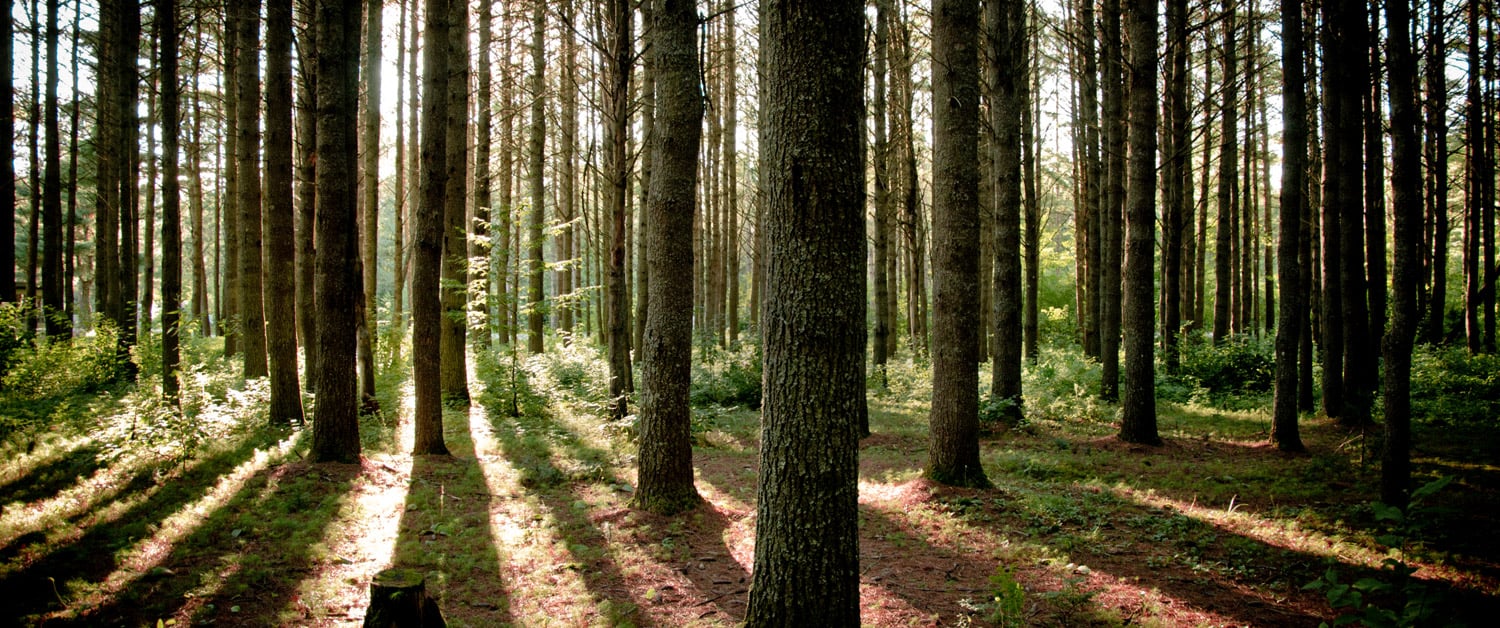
389,408 -> 510,625
0,443 -> 104,506
0,428 -> 293,623
480,398 -> 647,623
62,450 -> 359,626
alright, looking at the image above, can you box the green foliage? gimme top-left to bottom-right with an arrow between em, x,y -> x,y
475,346 -> 551,419
985,566 -> 1028,627
1,322 -> 121,402
689,342 -> 762,409
1178,334 -> 1274,394
1410,346 -> 1500,427
0,300 -> 32,377
1020,344 -> 1105,424
1304,477 -> 1454,628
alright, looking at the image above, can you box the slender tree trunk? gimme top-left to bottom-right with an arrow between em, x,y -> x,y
746,2 -> 864,622
1335,0 -> 1374,425
988,0 -> 1023,423
296,0 -> 319,388
236,0 -> 268,378
1425,0 -> 1450,344
358,0 -> 383,405
471,0 -> 493,351
413,0 -> 452,455
1214,8 -> 1238,344
1273,0 -> 1306,453
1079,0 -> 1101,359
223,4 -> 240,357
633,0 -> 654,359
26,0 -> 40,334
158,0 -> 180,399
391,0 -> 409,354
0,0 -> 13,304
41,0 -> 64,337
1099,0 -> 1123,398
872,0 -> 891,383
603,0 -> 633,419
265,0 -> 304,424
1163,0 -> 1188,371
141,29 -> 157,338
1466,0 -> 1483,354
65,7 -> 80,327
117,0 -> 140,379
526,0 -> 546,354
440,0 -> 470,401
497,0 -> 513,346
189,18 -> 208,336
1021,6 -> 1040,362
723,2 -> 739,346
1383,0 -> 1421,508
311,0 -> 365,463
1366,7 -> 1388,350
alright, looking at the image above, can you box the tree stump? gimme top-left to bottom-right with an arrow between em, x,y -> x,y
363,568 -> 446,628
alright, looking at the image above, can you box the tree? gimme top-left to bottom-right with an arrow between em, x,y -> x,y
602,0 -> 632,420
41,0 -> 64,337
987,0 -> 1023,423
1272,0 -> 1306,453
1213,8 -> 1239,345
1098,0 -> 1123,399
1,0 -> 13,304
296,0 -> 319,388
237,0 -> 268,379
1329,0 -> 1374,426
310,0 -> 364,464
526,0 -> 546,354
412,0 -> 452,456
927,0 -> 989,489
1424,0 -> 1450,345
746,1 -> 864,623
1162,0 -> 1189,371
440,0 -> 469,401
265,0 -> 304,424
358,0 -> 384,406
871,0 -> 892,385
1118,0 -> 1160,446
632,0 -> 702,517
1384,0 -> 1421,508
159,0 -> 181,398
471,0 -> 493,351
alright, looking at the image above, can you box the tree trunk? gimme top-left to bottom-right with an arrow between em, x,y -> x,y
265,0 -> 304,425
1425,0 -> 1450,344
746,2 -> 864,622
141,29 -> 157,338
988,0 -> 1023,423
1365,7 -> 1388,351
1272,0 -> 1306,453
236,0 -> 268,378
295,0 -> 318,388
0,0 -> 13,304
440,0 -> 470,402
117,0 -> 140,379
1466,0 -> 1483,354
188,17 -> 208,336
41,0 -> 64,337
359,0 -> 383,405
471,0 -> 492,351
1163,0 -> 1189,371
1214,8 -> 1238,344
1021,8 -> 1040,362
1099,0 -> 1123,399
526,0 -> 546,354
392,0 -> 409,355
872,0 -> 891,383
158,0 -> 180,400
603,0 -> 633,420
633,0 -> 654,359
723,2 -> 739,346
310,0 -> 365,464
1079,0 -> 1101,359
1119,0 -> 1160,446
413,0 -> 452,456
1334,0 -> 1374,426
223,5 -> 240,357
1383,0 -> 1421,509
633,0 -> 702,517
497,0 -> 513,346
928,0 -> 990,489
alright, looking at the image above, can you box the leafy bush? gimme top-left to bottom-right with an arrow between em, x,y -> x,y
1410,345 -> 1500,427
1,322 -> 121,400
1020,344 -> 1106,424
0,300 -> 33,378
1176,334 -> 1275,395
690,342 -> 762,409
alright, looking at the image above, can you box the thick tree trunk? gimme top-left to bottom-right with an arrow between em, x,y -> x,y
310,0 -> 365,464
1163,0 -> 1189,371
928,0 -> 989,489
1119,0 -> 1160,446
633,0 -> 702,517
1321,0 -> 1347,418
1334,0 -> 1374,426
1213,9 -> 1238,345
158,0 -> 180,398
746,2 -> 864,622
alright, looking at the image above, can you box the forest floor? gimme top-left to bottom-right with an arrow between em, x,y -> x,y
2,343 -> 1499,627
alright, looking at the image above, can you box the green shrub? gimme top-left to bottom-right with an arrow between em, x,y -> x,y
0,300 -> 33,377
690,342 -> 762,409
1021,344 -> 1106,424
1410,345 -> 1500,427
1,321 -> 121,400
1176,334 -> 1275,395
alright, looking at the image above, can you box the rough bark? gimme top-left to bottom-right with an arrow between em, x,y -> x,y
1213,9 -> 1238,344
928,0 -> 989,489
41,0 -> 64,337
746,2 -> 864,623
1272,0 -> 1306,453
358,0 -> 383,405
310,0 -> 365,464
265,0 -> 304,424
295,0 -> 319,388
1384,0 -> 1421,508
987,0 -> 1023,423
440,0 -> 470,402
158,0 -> 180,397
1119,0 -> 1160,446
632,0 -> 702,517
1335,0 -> 1374,426
1163,0 -> 1189,371
0,0 -> 12,303
237,0 -> 268,378
872,0 -> 891,384
1425,0 -> 1450,344
526,0 -> 546,354
1099,0 -> 1123,399
413,0 -> 452,456
471,0 -> 493,350
603,0 -> 633,420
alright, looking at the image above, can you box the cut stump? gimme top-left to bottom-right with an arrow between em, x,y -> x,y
363,568 -> 446,627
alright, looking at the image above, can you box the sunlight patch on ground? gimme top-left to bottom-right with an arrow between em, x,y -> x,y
1109,484 -> 1407,574
45,430 -> 302,620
